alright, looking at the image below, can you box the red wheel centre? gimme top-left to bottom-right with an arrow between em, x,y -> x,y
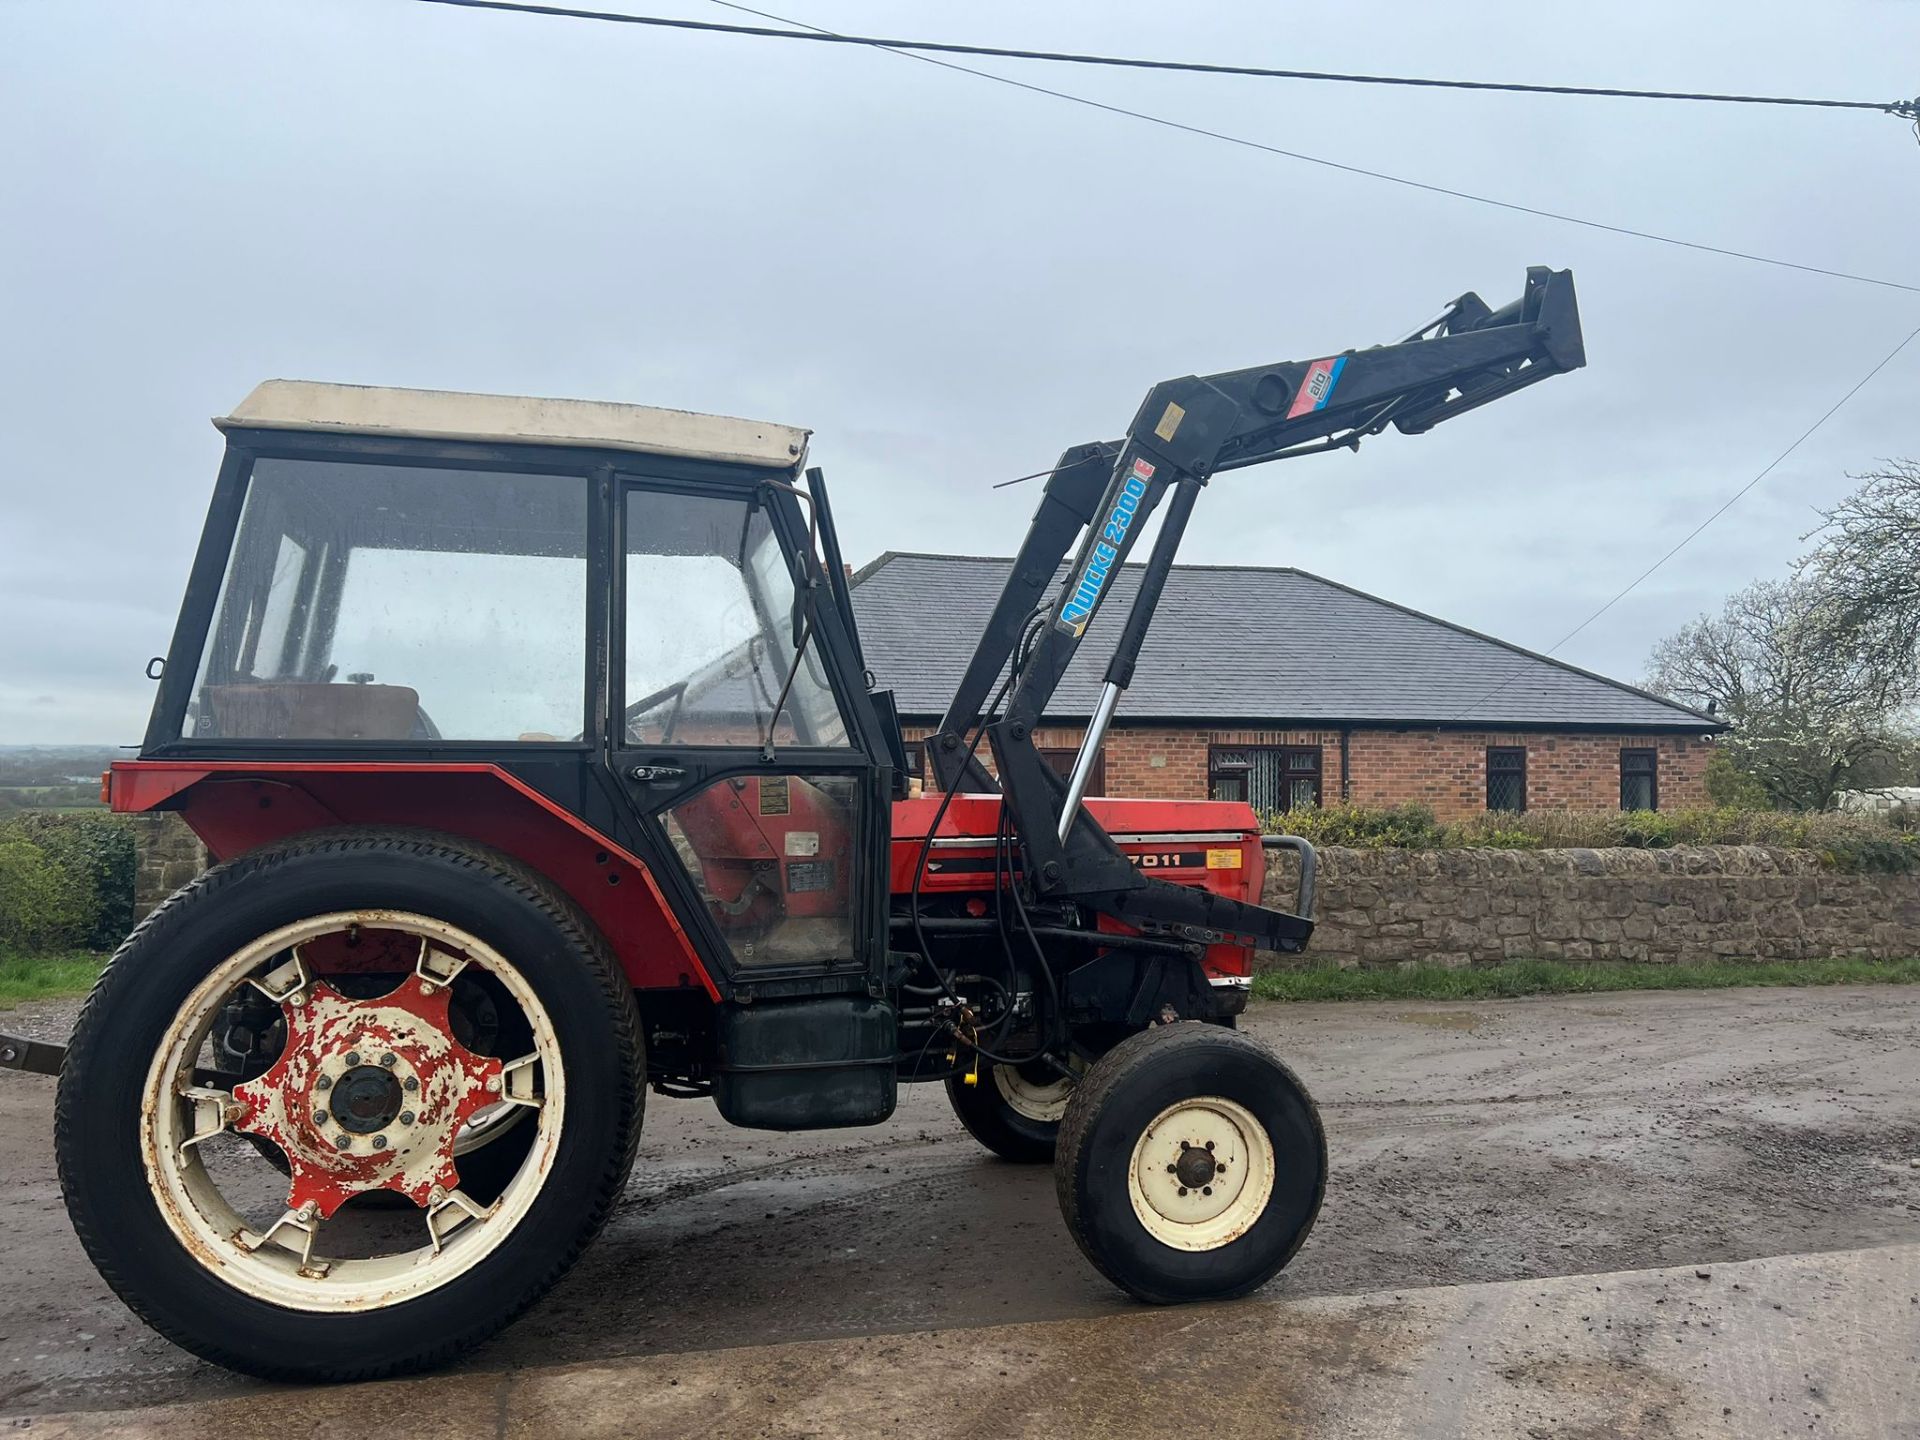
232,977 -> 504,1218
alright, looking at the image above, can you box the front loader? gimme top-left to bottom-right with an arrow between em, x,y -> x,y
21,267 -> 1583,1379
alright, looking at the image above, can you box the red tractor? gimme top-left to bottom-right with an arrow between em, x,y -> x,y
33,270 -> 1582,1379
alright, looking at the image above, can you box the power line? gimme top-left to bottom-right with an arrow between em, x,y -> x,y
409,0 -> 1920,683
696,0 -> 1920,297
691,3 -> 1920,514
1449,318 -> 1920,721
409,0 -> 1920,119
415,0 -> 1920,296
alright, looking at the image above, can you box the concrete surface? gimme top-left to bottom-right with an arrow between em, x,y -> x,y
5,986 -> 1920,1432
14,1245 -> 1920,1438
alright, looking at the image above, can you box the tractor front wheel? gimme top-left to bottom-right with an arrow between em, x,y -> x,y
1054,1022 -> 1325,1304
946,1059 -> 1078,1163
55,828 -> 643,1382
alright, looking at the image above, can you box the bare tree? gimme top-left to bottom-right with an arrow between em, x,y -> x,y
1805,459 -> 1920,689
1646,577 -> 1916,811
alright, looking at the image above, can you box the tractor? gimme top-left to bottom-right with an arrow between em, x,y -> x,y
28,268 -> 1582,1379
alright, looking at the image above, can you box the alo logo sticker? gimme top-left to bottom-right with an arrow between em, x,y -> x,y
1285,356 -> 1347,418
1058,458 -> 1154,636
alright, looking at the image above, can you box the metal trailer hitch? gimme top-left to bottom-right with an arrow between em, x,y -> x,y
0,1032 -> 64,1078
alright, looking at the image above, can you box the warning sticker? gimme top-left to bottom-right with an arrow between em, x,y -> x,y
786,860 -> 834,893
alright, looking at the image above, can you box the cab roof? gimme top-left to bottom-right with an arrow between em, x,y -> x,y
216,380 -> 810,469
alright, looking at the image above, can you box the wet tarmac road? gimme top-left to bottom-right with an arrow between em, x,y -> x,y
5,986 -> 1920,1419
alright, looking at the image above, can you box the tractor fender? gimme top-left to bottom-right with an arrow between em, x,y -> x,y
106,761 -> 717,998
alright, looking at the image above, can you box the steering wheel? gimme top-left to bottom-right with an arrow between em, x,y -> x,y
625,680 -> 688,743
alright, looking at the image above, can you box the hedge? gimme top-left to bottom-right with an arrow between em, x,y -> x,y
1262,803 -> 1920,873
0,813 -> 135,952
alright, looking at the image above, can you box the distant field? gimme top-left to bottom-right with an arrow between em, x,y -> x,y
0,789 -> 105,812
0,752 -> 113,813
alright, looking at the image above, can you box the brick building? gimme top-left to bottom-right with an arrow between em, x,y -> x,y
850,553 -> 1723,821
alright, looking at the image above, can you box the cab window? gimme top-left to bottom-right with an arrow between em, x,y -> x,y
624,488 -> 849,748
184,458 -> 588,741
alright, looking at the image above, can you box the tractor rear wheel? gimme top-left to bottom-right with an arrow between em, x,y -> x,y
946,1059 -> 1078,1163
1054,1023 -> 1324,1304
55,828 -> 643,1382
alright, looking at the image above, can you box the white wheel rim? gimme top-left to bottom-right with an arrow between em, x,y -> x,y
1126,1095 -> 1275,1252
992,1063 -> 1076,1124
140,911 -> 565,1312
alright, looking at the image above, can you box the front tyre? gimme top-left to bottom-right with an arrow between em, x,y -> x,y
946,1060 -> 1076,1163
1054,1023 -> 1325,1304
55,828 -> 643,1382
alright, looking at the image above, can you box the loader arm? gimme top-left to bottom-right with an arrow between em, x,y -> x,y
929,266 -> 1584,953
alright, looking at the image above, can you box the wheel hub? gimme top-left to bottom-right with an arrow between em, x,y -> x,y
231,976 -> 503,1218
1174,1143 -> 1218,1189
330,1064 -> 404,1134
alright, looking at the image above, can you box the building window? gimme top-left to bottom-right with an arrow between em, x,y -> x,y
1620,748 -> 1659,811
1486,747 -> 1527,813
1039,746 -> 1104,796
899,740 -> 926,786
1209,746 -> 1322,812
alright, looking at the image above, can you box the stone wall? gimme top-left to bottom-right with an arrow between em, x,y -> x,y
131,813 -> 208,918
1261,844 -> 1920,968
129,820 -> 1918,968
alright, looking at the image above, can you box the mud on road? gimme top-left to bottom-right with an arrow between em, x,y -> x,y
5,985 -> 1920,1418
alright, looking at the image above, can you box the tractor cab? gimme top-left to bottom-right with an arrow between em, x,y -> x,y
139,380 -> 901,1009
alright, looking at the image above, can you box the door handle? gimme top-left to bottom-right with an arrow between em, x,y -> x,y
627,764 -> 687,784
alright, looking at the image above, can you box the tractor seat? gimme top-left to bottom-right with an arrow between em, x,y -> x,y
206,682 -> 420,740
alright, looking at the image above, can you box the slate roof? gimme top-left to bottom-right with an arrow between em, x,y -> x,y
849,553 -> 1721,732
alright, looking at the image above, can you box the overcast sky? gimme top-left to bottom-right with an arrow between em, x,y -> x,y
2,0 -> 1916,745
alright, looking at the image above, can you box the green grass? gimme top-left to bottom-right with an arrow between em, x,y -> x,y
1251,956 -> 1920,1003
0,949 -> 106,1007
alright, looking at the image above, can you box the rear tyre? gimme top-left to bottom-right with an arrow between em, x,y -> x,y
946,1060 -> 1076,1163
55,828 -> 643,1382
1054,1023 -> 1324,1304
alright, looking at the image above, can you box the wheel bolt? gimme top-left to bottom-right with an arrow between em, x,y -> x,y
335,1135 -> 352,1150
404,1077 -> 419,1093
316,1075 -> 332,1091
373,1136 -> 388,1150
312,1109 -> 328,1126
345,1051 -> 361,1066
380,1053 -> 397,1068
1178,1187 -> 1188,1196
1203,1186 -> 1213,1196
1166,1164 -> 1177,1174
398,1111 -> 415,1126
1205,1140 -> 1215,1151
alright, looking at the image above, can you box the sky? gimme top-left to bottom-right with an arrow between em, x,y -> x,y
2,0 -> 1917,745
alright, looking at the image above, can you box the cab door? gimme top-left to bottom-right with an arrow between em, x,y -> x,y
605,472 -> 888,997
